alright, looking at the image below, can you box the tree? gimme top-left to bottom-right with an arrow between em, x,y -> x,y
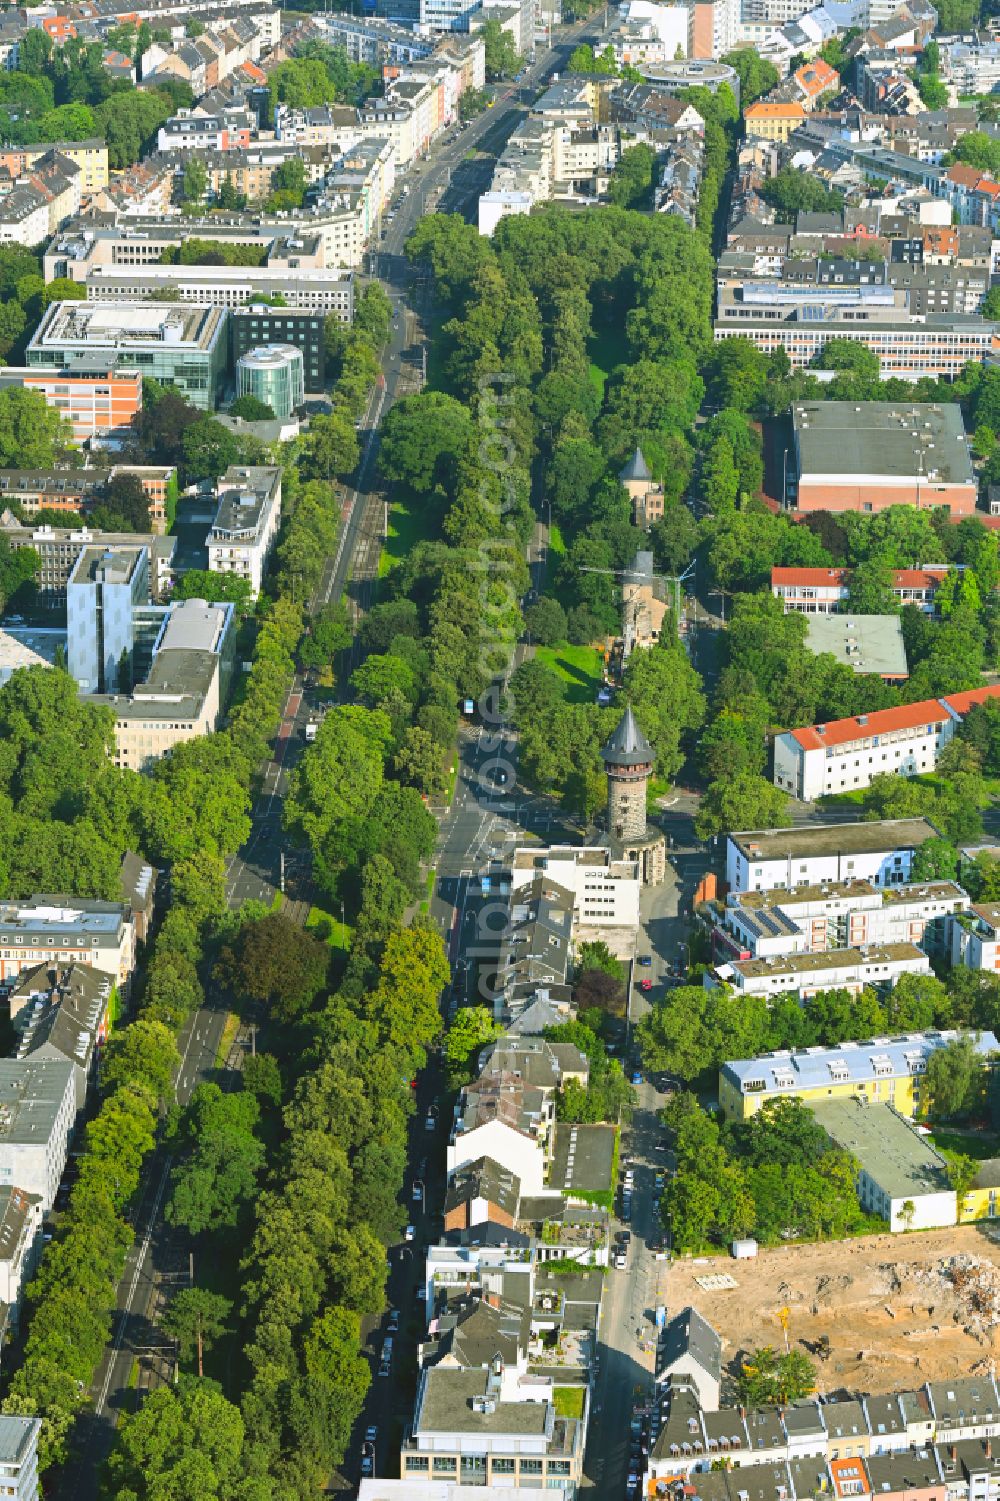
217,912 -> 329,1022
946,1151 -> 978,1203
303,408 -> 359,480
574,967 -> 626,1019
923,1035 -> 985,1121
722,47 -> 780,105
695,773 -> 790,840
609,143 -> 656,209
0,387 -> 69,469
107,1377 -> 246,1501
98,473 -> 150,531
443,1005 -> 502,1083
182,156 -> 207,204
482,16 -> 520,78
166,1082 -> 264,1237
910,836 -> 960,883
173,569 -> 254,613
738,1346 -> 817,1405
181,417 -> 241,482
393,725 -> 448,799
229,394 -> 275,421
525,596 -> 568,646
898,1198 -> 916,1231
299,600 -> 353,674
161,1288 -> 232,1376
102,1019 -> 180,1109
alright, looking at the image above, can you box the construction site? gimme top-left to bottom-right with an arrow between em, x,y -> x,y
667,1226 -> 1000,1394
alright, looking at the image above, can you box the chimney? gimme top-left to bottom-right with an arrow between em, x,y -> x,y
951,1446 -> 957,1461
987,1439 -> 992,1460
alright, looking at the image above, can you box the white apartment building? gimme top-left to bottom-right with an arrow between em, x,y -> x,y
718,880 -> 968,961
772,566 -> 949,616
773,687 -> 1000,802
510,847 -> 640,944
0,1060 -> 75,1212
951,903 -> 1000,973
0,898 -> 136,990
206,465 -> 282,597
0,1416 -> 41,1501
711,941 -> 931,1002
726,819 -> 941,895
0,1187 -> 42,1332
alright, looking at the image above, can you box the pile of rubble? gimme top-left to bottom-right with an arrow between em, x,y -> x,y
907,1254 -> 1000,1343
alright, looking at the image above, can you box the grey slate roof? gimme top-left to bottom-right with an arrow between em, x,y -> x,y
620,446 -> 651,482
662,1306 -> 722,1382
601,704 -> 653,769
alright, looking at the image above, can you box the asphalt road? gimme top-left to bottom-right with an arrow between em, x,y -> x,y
66,23 -> 622,1497
67,1002 -> 235,1501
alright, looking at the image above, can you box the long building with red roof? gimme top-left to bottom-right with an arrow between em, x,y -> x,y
773,684 -> 1000,802
771,566 -> 949,615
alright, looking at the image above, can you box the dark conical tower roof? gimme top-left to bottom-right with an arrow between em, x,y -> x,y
601,705 -> 653,769
619,447 -> 651,483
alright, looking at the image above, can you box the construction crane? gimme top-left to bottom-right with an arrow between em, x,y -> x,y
777,1306 -> 790,1354
577,558 -> 696,659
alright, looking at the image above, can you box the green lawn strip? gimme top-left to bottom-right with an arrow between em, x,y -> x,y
930,1128 -> 999,1161
378,490 -> 436,578
535,643 -> 603,704
214,1012 -> 242,1071
553,1386 -> 586,1420
306,904 -> 351,949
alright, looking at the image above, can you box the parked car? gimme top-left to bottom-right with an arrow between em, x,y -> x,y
365,1425 -> 378,1444
638,979 -> 653,992
388,1309 -> 400,1332
405,1224 -> 415,1242
631,1070 -> 643,1085
637,955 -> 652,966
412,1183 -> 423,1203
614,1250 -> 627,1270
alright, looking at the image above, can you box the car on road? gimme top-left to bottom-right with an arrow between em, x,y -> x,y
405,1224 -> 415,1242
365,1425 -> 378,1444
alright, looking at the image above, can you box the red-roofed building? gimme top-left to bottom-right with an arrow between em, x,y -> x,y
792,57 -> 840,108
774,684 -> 1000,801
771,566 -> 949,615
942,164 -> 1000,230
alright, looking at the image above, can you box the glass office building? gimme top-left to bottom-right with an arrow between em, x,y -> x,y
236,344 -> 305,420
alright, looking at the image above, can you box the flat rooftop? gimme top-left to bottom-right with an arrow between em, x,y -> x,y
549,1122 -> 616,1195
729,819 -> 939,862
0,898 -> 127,942
805,613 -> 908,678
809,1099 -> 951,1199
735,879 -> 879,909
0,1059 -> 73,1143
69,544 -> 145,588
414,1367 -> 550,1437
32,300 -> 225,352
793,401 -> 974,485
730,942 -> 926,979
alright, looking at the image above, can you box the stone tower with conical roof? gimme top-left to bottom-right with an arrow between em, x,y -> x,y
602,704 -> 653,843
600,705 -> 666,884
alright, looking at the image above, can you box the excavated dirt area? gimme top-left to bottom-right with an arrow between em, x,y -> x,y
667,1225 -> 1000,1394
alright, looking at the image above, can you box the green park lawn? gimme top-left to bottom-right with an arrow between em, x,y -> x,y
378,493 -> 433,578
535,643 -> 604,704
